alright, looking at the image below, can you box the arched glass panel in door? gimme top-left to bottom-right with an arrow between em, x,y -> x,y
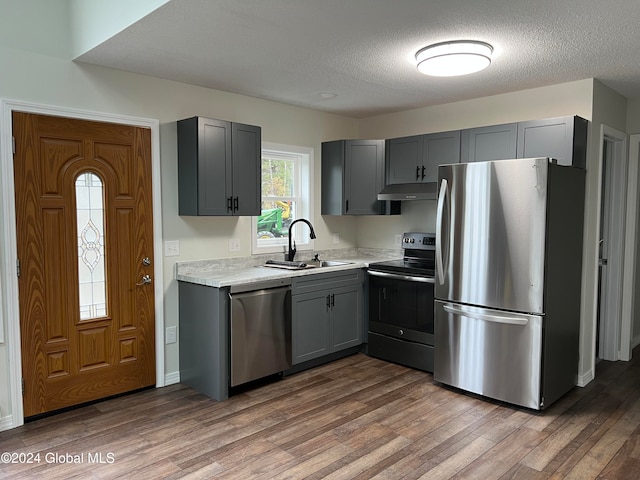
75,172 -> 107,320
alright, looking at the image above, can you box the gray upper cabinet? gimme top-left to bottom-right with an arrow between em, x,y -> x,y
322,139 -> 392,215
422,131 -> 462,182
517,116 -> 588,168
386,131 -> 460,184
178,116 -> 261,216
461,123 -> 518,163
386,135 -> 423,184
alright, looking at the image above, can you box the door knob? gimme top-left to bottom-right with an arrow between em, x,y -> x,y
142,257 -> 152,266
136,274 -> 152,286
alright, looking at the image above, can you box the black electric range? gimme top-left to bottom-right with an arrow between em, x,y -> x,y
367,232 -> 436,372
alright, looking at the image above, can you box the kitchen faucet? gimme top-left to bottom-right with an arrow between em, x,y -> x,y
287,218 -> 316,261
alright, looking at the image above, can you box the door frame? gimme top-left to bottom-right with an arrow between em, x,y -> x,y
624,134 -> 640,355
597,124 -> 634,362
0,99 -> 164,429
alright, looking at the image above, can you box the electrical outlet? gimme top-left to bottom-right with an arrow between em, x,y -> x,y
395,234 -> 402,247
332,233 -> 340,244
164,240 -> 180,257
229,238 -> 241,252
166,326 -> 177,344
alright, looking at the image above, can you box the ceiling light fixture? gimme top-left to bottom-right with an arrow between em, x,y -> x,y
415,40 -> 493,77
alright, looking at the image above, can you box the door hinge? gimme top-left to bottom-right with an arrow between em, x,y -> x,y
16,258 -> 20,278
12,136 -> 16,155
21,378 -> 25,396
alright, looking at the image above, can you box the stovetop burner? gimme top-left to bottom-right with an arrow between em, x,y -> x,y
368,232 -> 435,277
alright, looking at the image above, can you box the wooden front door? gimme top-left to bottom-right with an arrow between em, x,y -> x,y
13,112 -> 156,417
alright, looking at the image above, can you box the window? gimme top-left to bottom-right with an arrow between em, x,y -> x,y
76,172 -> 107,320
252,142 -> 314,255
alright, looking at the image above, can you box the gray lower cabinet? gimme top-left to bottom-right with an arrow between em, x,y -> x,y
177,116 -> 261,216
178,281 -> 229,401
461,123 -> 518,163
322,139 -> 397,215
292,270 -> 363,364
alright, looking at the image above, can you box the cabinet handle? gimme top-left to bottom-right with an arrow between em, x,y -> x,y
234,197 -> 239,211
227,197 -> 233,212
416,165 -> 420,180
331,294 -> 335,308
345,200 -> 349,213
326,295 -> 331,311
421,165 -> 426,180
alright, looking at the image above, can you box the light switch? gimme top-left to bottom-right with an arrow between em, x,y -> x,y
229,238 -> 241,252
166,326 -> 177,344
164,240 -> 180,257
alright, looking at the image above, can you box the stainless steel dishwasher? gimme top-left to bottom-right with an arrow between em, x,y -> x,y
229,278 -> 292,387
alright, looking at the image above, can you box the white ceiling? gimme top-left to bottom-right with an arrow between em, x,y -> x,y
76,0 -> 640,118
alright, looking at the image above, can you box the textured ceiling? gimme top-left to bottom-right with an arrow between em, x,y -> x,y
75,0 -> 640,118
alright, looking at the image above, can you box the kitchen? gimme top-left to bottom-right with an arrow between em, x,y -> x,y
2,0 -> 640,476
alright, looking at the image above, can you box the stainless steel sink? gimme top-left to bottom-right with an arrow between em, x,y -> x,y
315,260 -> 352,267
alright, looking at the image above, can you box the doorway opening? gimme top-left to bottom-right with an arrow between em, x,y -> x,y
597,125 -> 632,362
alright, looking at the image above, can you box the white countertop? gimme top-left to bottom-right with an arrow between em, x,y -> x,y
175,249 -> 400,288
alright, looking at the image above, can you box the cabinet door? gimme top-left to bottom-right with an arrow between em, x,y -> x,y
344,140 -> 385,215
461,123 -> 517,163
321,140 -> 344,215
517,116 -> 587,168
330,285 -> 362,352
422,130 -> 461,182
231,123 -> 261,216
292,291 -> 330,364
178,117 -> 232,216
386,135 -> 424,184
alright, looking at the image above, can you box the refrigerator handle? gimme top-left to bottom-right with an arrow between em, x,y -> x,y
443,303 -> 529,326
436,178 -> 449,285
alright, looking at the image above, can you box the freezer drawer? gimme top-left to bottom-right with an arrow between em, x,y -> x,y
434,300 -> 543,410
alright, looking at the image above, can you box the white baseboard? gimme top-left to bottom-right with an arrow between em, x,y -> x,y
577,368 -> 595,387
164,371 -> 180,386
0,415 -> 16,432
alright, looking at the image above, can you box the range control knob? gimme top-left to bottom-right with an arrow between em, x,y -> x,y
399,329 -> 404,336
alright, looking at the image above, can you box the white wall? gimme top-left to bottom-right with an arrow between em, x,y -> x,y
69,0 -> 170,58
356,80 -> 595,249
0,0 -> 634,428
359,80 -> 594,139
580,81 -> 628,379
626,102 -> 640,346
0,0 -> 359,426
627,99 -> 640,132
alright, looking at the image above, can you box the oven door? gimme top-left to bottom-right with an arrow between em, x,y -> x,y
368,270 -> 434,345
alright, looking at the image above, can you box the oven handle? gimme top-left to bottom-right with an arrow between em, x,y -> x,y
443,303 -> 529,325
367,270 -> 435,284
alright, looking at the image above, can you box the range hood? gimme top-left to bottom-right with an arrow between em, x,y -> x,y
377,182 -> 438,201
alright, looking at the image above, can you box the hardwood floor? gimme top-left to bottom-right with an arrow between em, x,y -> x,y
1,350 -> 640,479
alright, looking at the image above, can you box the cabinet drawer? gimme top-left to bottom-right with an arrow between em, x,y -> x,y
292,269 -> 362,295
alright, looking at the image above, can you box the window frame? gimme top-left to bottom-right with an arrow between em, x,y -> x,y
252,142 -> 314,255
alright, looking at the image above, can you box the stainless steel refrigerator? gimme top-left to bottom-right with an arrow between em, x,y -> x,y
434,157 -> 585,410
